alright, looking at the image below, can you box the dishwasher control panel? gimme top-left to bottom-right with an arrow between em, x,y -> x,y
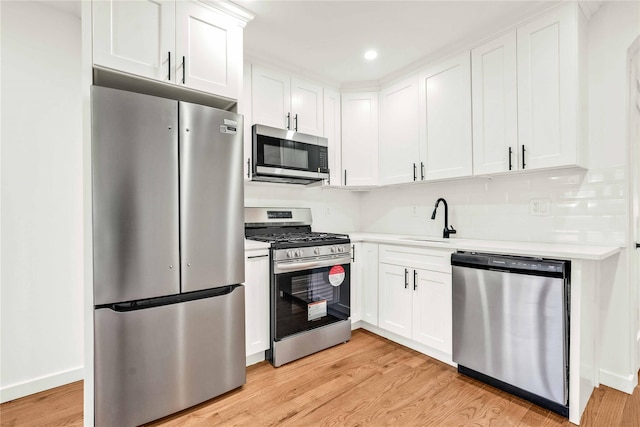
452,251 -> 568,276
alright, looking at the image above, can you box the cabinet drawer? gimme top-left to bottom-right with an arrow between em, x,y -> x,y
379,244 -> 453,273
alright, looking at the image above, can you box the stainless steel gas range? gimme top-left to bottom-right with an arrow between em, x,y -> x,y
245,207 -> 352,367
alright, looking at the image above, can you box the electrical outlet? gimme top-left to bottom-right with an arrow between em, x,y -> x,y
325,207 -> 331,216
529,198 -> 551,216
412,206 -> 418,217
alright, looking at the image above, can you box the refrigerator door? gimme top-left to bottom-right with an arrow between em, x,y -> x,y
92,87 -> 180,305
94,285 -> 246,427
179,103 -> 245,292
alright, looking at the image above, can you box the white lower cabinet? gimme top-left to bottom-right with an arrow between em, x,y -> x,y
378,245 -> 453,359
351,242 -> 379,326
244,248 -> 269,358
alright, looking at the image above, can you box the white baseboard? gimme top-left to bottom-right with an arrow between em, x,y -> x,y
246,351 -> 266,367
0,366 -> 84,404
357,322 -> 454,367
599,368 -> 638,394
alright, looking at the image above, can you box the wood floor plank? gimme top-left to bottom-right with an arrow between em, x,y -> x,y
621,374 -> 640,426
592,385 -> 627,427
1,330 -> 638,427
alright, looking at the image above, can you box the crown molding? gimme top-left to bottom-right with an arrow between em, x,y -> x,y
578,1 -> 603,19
198,0 -> 255,27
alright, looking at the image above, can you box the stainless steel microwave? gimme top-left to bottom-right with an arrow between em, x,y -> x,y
251,124 -> 329,185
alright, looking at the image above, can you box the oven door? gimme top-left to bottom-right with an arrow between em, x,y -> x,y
273,258 -> 350,341
252,124 -> 329,181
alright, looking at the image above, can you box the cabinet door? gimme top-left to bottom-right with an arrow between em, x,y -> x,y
517,4 -> 578,170
350,243 -> 363,324
176,1 -> 241,99
360,243 -> 380,326
93,0 -> 175,82
251,65 -> 291,129
292,78 -> 324,137
341,92 -> 379,186
419,51 -> 472,180
378,263 -> 412,339
379,76 -> 421,185
324,88 -> 342,186
472,32 -> 518,175
244,250 -> 270,356
412,269 -> 452,354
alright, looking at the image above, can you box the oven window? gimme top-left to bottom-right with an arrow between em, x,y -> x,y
274,264 -> 350,340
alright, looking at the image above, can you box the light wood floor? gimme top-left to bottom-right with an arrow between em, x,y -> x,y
2,329 -> 639,426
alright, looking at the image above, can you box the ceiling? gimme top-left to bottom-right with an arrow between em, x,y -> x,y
237,0 -> 563,87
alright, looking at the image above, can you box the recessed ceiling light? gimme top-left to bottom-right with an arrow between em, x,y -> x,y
364,50 -> 378,61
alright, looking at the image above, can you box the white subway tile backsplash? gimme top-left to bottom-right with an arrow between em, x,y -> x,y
360,166 -> 628,246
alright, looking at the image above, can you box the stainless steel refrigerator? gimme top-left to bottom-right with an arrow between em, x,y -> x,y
91,86 -> 245,426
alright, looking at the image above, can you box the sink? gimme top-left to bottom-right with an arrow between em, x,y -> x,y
400,237 -> 450,243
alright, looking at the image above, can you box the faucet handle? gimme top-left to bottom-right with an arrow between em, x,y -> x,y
444,225 -> 456,238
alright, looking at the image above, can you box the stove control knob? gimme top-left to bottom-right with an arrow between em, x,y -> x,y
314,247 -> 320,255
338,246 -> 344,253
295,250 -> 302,257
286,250 -> 294,258
331,246 -> 337,253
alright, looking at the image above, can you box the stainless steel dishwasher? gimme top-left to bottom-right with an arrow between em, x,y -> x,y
451,252 -> 570,417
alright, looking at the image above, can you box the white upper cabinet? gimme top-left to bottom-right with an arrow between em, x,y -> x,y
341,92 -> 379,187
419,51 -> 473,181
251,66 -> 291,129
516,3 -> 585,170
251,65 -> 324,136
292,78 -> 324,136
379,75 -> 421,185
175,2 -> 242,99
93,0 -> 175,82
472,32 -> 518,175
93,0 -> 244,99
324,88 -> 342,186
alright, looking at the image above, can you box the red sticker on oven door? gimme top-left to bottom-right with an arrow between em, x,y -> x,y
328,265 -> 345,286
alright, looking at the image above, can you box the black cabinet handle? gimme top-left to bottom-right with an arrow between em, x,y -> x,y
404,268 -> 408,289
168,52 -> 171,81
413,270 -> 417,290
294,114 -> 298,131
522,145 -> 526,169
286,112 -> 291,130
247,158 -> 250,178
413,163 -> 417,181
182,56 -> 186,84
421,162 -> 425,180
508,147 -> 513,171
351,245 -> 355,262
636,243 -> 640,248
247,254 -> 268,259
344,170 -> 347,186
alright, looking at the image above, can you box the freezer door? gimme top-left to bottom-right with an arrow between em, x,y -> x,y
452,266 -> 567,405
179,103 -> 244,292
92,87 -> 180,305
94,285 -> 246,427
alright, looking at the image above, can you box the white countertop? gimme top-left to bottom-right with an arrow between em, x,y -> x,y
348,232 -> 621,261
244,239 -> 271,251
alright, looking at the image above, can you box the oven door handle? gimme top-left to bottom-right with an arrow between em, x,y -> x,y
274,257 -> 350,274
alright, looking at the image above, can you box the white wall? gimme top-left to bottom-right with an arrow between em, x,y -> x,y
587,0 -> 639,392
0,1 -> 83,402
245,183 -> 360,233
